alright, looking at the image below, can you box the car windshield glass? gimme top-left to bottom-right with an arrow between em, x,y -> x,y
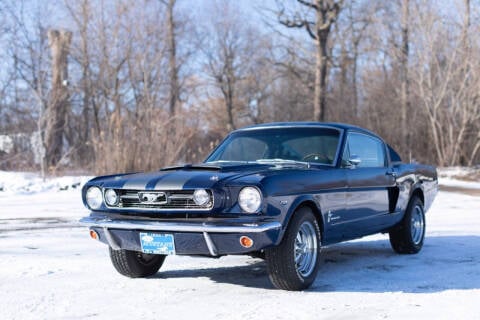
205,127 -> 341,165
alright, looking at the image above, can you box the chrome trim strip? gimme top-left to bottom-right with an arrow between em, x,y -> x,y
237,124 -> 342,131
80,216 -> 282,233
333,128 -> 345,167
104,189 -> 214,211
203,232 -> 218,256
120,194 -> 139,200
103,227 -> 121,250
168,194 -> 194,200
102,206 -> 213,212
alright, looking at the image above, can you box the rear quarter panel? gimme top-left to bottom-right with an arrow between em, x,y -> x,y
394,163 -> 438,213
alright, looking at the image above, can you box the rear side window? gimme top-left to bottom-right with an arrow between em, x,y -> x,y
342,132 -> 386,168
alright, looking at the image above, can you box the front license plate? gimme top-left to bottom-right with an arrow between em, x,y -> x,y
139,232 -> 176,255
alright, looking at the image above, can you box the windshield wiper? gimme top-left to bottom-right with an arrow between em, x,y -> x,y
255,159 -> 310,167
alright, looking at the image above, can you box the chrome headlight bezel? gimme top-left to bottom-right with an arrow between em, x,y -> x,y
238,186 -> 262,214
193,189 -> 210,206
86,186 -> 103,210
104,188 -> 119,206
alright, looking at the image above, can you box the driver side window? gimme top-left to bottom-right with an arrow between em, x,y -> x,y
342,132 -> 386,168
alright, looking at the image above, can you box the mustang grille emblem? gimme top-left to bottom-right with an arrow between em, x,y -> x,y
138,192 -> 168,204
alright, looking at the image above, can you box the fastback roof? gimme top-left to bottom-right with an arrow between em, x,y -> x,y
237,122 -> 378,137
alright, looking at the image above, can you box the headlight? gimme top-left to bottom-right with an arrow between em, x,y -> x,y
104,189 -> 119,206
238,187 -> 262,213
86,186 -> 103,210
193,189 -> 210,206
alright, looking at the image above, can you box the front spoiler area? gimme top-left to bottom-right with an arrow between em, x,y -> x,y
79,215 -> 282,256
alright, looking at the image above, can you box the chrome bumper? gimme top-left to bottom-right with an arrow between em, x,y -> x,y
79,215 -> 282,256
79,216 -> 282,233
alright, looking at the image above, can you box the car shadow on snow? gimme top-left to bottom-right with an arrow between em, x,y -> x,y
154,235 -> 480,293
154,259 -> 274,289
310,235 -> 480,293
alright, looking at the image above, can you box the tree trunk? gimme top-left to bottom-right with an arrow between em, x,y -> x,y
43,29 -> 72,169
277,0 -> 343,122
351,37 -> 361,117
78,1 -> 92,163
226,79 -> 236,130
463,0 -> 470,43
319,36 -> 328,122
314,7 -> 331,122
166,0 -> 179,117
400,0 -> 410,154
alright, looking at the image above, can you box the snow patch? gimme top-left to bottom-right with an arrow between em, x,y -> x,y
0,169 -> 479,318
0,171 -> 91,195
438,167 -> 480,189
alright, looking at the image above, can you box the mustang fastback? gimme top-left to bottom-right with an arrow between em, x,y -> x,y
80,122 -> 438,290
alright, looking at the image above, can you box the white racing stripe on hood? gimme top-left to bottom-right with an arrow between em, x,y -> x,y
154,171 -> 199,190
122,172 -> 165,189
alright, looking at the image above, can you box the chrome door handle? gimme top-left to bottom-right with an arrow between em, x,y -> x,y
386,170 -> 397,178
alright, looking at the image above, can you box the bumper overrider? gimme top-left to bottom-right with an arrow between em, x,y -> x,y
79,214 -> 282,256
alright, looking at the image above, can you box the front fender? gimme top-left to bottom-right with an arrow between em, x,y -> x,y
275,194 -> 325,245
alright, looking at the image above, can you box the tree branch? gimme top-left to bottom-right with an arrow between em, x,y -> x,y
297,0 -> 318,11
305,21 -> 317,39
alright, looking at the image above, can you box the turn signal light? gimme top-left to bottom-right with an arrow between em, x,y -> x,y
239,236 -> 254,248
89,230 -> 99,240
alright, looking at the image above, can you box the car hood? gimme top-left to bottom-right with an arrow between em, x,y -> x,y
87,163 -> 291,190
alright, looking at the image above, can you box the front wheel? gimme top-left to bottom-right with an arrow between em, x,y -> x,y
389,196 -> 426,254
109,247 -> 166,278
265,207 -> 321,291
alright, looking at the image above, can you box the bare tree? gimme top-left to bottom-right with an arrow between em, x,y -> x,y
276,0 -> 344,121
411,0 -> 480,166
43,29 -> 72,168
399,0 -> 411,152
330,0 -> 374,119
1,1 -> 54,173
161,0 -> 180,117
65,0 -> 98,140
201,1 -> 256,131
2,0 -> 480,172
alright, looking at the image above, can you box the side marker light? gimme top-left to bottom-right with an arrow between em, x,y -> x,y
89,230 -> 99,240
240,236 -> 254,248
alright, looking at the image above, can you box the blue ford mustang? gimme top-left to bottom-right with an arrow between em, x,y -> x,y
80,122 -> 438,290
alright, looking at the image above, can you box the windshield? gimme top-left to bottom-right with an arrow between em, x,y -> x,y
205,127 -> 341,165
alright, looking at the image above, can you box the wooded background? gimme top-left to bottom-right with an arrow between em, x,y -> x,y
0,0 -> 479,175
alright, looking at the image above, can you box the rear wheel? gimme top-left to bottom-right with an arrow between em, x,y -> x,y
265,207 -> 321,291
389,196 -> 425,254
109,247 -> 166,278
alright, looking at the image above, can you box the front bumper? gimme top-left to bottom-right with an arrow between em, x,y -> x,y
79,214 -> 282,256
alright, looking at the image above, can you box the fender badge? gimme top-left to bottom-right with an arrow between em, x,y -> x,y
280,200 -> 288,206
210,175 -> 219,181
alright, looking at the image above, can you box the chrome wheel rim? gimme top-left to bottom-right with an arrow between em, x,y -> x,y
411,205 -> 425,245
294,221 -> 318,277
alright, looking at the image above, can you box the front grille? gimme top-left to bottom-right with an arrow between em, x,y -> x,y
106,189 -> 214,211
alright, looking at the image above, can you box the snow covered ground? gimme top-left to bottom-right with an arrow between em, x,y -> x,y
0,170 -> 479,319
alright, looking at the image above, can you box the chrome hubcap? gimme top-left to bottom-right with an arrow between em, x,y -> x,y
294,221 -> 318,277
411,205 -> 425,245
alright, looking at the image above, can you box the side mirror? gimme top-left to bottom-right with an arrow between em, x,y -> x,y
348,155 -> 361,167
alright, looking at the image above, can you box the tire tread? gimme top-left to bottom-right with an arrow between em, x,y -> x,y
266,207 -> 321,291
389,196 -> 425,254
109,247 -> 165,278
